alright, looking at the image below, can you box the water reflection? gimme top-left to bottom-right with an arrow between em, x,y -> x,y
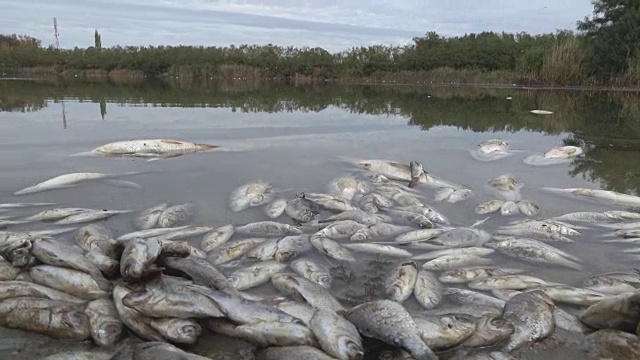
1,79 -> 640,194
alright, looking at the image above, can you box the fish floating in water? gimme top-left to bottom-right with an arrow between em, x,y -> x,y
73,139 -> 218,161
471,139 -> 513,162
524,145 -> 584,166
9,145 -> 640,360
13,172 -> 142,195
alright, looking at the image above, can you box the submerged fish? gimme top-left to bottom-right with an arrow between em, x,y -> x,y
88,139 -> 217,159
13,172 -> 141,195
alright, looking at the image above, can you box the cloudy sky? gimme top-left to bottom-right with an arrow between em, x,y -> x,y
2,0 -> 594,51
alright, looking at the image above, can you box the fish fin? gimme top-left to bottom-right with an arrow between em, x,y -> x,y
102,179 -> 143,189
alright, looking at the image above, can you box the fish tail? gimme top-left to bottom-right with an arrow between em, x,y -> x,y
196,143 -> 218,151
68,151 -> 96,158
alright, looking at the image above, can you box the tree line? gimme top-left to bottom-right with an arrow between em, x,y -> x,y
0,0 -> 638,86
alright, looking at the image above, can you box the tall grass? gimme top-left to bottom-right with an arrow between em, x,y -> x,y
539,36 -> 587,86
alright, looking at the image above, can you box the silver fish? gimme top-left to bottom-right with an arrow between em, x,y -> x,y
395,228 -> 446,243
423,305 -> 502,319
285,194 -> 319,223
201,224 -> 235,252
314,220 -> 368,240
438,266 -> 526,284
276,301 -> 317,327
228,260 -> 288,290
130,341 -> 211,359
310,236 -> 356,263
516,200 -> 540,216
502,291 -> 555,352
413,315 -> 476,351
350,223 -> 414,241
444,288 -> 506,309
414,270 -> 443,310
0,280 -> 86,304
327,176 -> 368,201
234,321 -> 317,347
429,227 -> 492,248
532,285 -> 610,306
258,345 -> 338,360
0,297 -> 91,341
116,226 -> 190,241
305,192 -> 357,212
208,237 -> 266,265
120,237 -> 163,280
343,243 -> 413,258
14,171 -> 141,195
583,272 -> 640,295
468,275 -> 558,291
135,202 -> 169,229
32,237 -> 111,290
235,221 -> 302,236
579,290 -> 640,332
485,237 -> 584,271
160,256 -> 241,297
264,198 -> 288,219
320,209 -> 392,226
158,203 -> 193,228
112,285 -> 165,341
89,139 -> 217,158
583,329 -> 640,360
229,180 -> 274,213
0,202 -> 56,208
385,261 -> 419,303
310,309 -> 364,360
53,210 -> 131,225
345,299 -> 437,360
85,297 -> 123,347
25,207 -> 98,222
414,247 -> 494,261
30,265 -> 109,300
149,318 -> 201,344
290,258 -> 332,288
462,315 -> 514,348
0,256 -> 21,280
276,234 -> 312,263
408,161 -> 425,188
500,201 -> 520,216
272,273 -> 346,313
422,255 -> 493,272
475,200 -> 504,215
382,208 -> 434,228
246,238 -> 280,261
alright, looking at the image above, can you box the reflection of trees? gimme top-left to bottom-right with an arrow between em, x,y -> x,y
1,79 -> 640,193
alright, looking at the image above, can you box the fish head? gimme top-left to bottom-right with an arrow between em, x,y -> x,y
122,288 -> 154,307
439,269 -> 467,283
275,249 -> 298,263
481,315 -> 515,336
97,321 -> 123,346
440,315 -> 477,337
350,229 -> 371,242
60,307 -> 91,335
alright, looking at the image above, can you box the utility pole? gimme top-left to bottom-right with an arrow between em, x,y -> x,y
53,17 -> 59,49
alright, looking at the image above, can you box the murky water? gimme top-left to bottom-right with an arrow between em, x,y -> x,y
1,79 -> 640,359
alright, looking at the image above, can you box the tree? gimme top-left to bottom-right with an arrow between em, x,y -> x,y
94,29 -> 102,50
577,0 -> 640,80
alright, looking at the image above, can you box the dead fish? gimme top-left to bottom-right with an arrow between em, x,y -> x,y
30,265 -> 110,300
315,220 -> 369,240
120,237 -> 163,280
579,290 -> 640,332
485,237 -> 584,271
413,315 -> 476,350
310,236 -> 356,263
500,201 -> 520,216
438,267 -> 526,284
156,226 -> 214,242
25,208 -> 101,222
88,139 -> 216,158
276,234 -> 312,263
134,203 -> 169,229
228,261 -> 288,290
396,228 -> 446,243
32,237 -> 111,291
158,203 -> 193,228
343,243 -> 412,258
290,258 -> 332,288
305,192 -> 357,212
516,200 -> 540,216
414,247 -> 494,261
533,285 -> 610,306
276,301 -> 317,327
116,226 -> 190,241
382,208 -> 434,228
583,329 -> 640,360
475,200 -> 504,215
285,194 -> 319,224
583,272 -> 640,295
422,255 -> 493,272
235,221 -> 302,236
310,309 -> 363,360
0,232 -> 33,266
386,261 -> 419,303
358,193 -> 394,213
345,299 -> 438,360
469,275 -> 559,291
462,315 -> 514,348
408,161 -> 425,188
13,171 -> 141,196
112,285 -> 165,341
160,256 -> 242,297
502,291 -> 555,353
327,176 -> 368,201
229,180 -> 274,212
246,238 -> 280,261
443,288 -> 506,309
320,209 -> 392,226
0,256 -> 21,281
429,227 -> 492,248
184,284 -> 301,324
0,279 -> 86,304
149,318 -> 201,344
235,321 -> 317,347
272,273 -> 345,313
200,224 -> 235,252
258,345 -> 338,360
0,297 -> 91,341
53,209 -> 132,225
264,198 -> 288,219
129,341 -> 210,359
0,202 -> 56,208
414,270 -> 443,310
350,223 -> 414,241
85,297 -> 123,347
208,238 -> 266,265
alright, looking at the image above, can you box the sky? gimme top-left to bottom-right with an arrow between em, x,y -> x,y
1,0 -> 594,52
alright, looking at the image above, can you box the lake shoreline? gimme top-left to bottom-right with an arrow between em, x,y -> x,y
2,74 -> 640,93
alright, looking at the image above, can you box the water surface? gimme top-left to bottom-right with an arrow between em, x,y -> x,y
1,79 -> 640,359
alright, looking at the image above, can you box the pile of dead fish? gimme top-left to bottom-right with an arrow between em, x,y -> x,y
2,141 -> 640,359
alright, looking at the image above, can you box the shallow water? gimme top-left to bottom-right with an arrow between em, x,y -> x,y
1,79 -> 640,359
